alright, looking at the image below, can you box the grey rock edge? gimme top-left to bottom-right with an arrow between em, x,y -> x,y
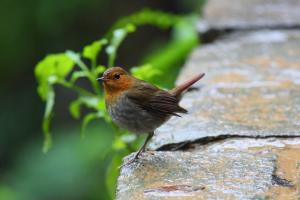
198,0 -> 300,32
150,30 -> 300,150
116,29 -> 300,200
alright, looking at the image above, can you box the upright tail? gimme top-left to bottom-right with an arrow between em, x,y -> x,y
170,73 -> 205,98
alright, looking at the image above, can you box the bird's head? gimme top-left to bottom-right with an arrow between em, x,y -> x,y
97,67 -> 135,96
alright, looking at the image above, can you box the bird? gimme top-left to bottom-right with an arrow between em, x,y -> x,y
97,67 -> 205,165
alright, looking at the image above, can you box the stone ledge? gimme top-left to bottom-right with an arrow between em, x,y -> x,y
117,138 -> 300,200
116,1 -> 300,198
199,0 -> 300,32
149,30 -> 300,150
116,29 -> 300,200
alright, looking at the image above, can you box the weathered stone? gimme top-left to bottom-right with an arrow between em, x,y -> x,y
149,30 -> 300,150
117,1 -> 300,199
199,0 -> 300,31
117,138 -> 300,200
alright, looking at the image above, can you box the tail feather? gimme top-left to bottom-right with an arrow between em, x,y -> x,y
170,73 -> 205,97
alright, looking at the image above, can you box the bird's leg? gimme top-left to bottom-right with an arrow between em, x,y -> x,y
133,131 -> 154,160
120,132 -> 154,168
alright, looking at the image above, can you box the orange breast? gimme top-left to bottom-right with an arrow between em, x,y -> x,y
103,78 -> 134,106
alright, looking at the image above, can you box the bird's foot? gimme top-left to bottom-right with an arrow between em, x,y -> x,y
118,152 -> 141,169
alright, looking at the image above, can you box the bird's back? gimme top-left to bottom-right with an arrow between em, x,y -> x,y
106,80 -> 186,134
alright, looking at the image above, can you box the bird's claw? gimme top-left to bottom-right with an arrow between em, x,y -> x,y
118,158 -> 136,169
118,152 -> 140,169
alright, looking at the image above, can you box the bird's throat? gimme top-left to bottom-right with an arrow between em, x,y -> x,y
103,80 -> 133,105
104,86 -> 124,105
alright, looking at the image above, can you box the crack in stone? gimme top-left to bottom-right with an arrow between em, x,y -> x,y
200,25 -> 300,44
156,135 -> 300,151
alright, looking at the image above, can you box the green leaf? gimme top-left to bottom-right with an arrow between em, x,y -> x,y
95,65 -> 106,76
99,99 -> 106,112
66,50 -> 89,71
65,50 -> 81,63
83,39 -> 107,61
131,64 -> 162,81
81,112 -> 103,138
69,96 -> 106,120
141,16 -> 198,86
112,137 -> 126,150
0,184 -> 16,200
34,53 -> 74,152
82,96 -> 100,109
69,99 -> 82,119
42,85 -> 55,153
70,71 -> 89,84
106,24 -> 136,67
35,53 -> 74,100
108,9 -> 180,35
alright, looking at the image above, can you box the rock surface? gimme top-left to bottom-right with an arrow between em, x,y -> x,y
117,138 -> 300,200
150,30 -> 300,150
116,1 -> 300,199
117,30 -> 300,199
200,0 -> 300,31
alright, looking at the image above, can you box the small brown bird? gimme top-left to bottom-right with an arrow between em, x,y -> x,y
97,67 -> 205,165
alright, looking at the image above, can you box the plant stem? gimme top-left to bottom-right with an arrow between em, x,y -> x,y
108,53 -> 115,68
76,59 -> 89,72
91,58 -> 96,71
72,57 -> 101,96
58,80 -> 95,97
89,74 -> 101,95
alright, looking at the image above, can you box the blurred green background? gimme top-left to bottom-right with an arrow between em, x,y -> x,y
0,1 -> 204,199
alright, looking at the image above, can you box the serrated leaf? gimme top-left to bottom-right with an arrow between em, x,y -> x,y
35,53 -> 74,100
34,53 -> 73,152
35,54 -> 74,80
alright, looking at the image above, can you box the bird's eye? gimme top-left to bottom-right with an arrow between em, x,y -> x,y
113,74 -> 120,80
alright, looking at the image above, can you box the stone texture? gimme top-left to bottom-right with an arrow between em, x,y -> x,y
149,30 -> 300,150
117,2 -> 300,199
116,29 -> 300,200
199,0 -> 300,31
117,138 -> 300,200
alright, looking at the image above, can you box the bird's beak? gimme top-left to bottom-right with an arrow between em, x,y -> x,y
96,76 -> 108,82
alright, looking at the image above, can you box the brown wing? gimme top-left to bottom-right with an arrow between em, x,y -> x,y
126,81 -> 187,117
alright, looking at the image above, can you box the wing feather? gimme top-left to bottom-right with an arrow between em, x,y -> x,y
126,81 -> 187,117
